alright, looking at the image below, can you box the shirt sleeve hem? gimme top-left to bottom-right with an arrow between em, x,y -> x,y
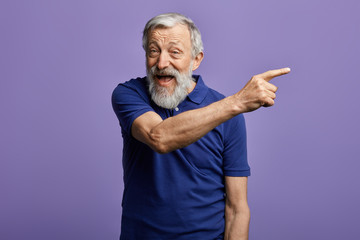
126,109 -> 154,135
224,169 -> 251,177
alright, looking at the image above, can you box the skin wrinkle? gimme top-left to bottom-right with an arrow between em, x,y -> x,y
149,27 -> 188,48
146,24 -> 197,109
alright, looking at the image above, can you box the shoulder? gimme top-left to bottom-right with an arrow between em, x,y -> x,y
111,77 -> 154,135
113,76 -> 147,94
112,77 -> 149,102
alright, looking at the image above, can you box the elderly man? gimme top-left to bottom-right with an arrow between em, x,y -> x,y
112,13 -> 290,240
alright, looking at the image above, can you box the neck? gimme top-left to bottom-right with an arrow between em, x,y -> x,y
187,78 -> 196,94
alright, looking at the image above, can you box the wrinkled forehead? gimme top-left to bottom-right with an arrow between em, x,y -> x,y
148,24 -> 191,46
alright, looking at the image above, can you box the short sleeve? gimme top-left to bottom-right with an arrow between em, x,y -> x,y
111,78 -> 154,136
222,114 -> 251,177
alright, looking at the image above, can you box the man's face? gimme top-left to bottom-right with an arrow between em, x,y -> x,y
146,24 -> 194,95
145,24 -> 203,109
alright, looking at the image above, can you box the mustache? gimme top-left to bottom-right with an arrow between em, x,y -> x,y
149,66 -> 180,78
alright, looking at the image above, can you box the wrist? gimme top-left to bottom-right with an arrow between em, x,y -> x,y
224,95 -> 246,116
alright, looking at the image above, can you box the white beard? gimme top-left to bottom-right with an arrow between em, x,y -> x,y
146,64 -> 194,109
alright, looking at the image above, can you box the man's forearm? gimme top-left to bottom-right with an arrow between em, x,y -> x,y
224,207 -> 250,240
147,95 -> 242,153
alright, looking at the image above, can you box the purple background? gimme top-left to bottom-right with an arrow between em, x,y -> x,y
1,0 -> 359,239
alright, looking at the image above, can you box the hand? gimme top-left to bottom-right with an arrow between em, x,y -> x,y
234,67 -> 291,113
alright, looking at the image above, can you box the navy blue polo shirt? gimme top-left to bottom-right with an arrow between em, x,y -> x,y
112,75 -> 250,240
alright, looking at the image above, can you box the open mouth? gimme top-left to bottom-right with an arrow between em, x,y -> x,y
155,75 -> 175,86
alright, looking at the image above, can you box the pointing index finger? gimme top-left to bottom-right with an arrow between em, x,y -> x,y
259,67 -> 291,82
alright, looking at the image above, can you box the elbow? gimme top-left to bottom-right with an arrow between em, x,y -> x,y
240,206 -> 251,220
241,205 -> 251,218
237,204 -> 250,217
152,144 -> 171,154
148,130 -> 172,154
226,203 -> 251,219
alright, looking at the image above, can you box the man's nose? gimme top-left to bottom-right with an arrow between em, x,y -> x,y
157,52 -> 170,70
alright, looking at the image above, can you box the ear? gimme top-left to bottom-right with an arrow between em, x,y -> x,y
192,52 -> 204,71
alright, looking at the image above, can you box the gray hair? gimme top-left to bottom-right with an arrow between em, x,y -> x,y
142,13 -> 204,58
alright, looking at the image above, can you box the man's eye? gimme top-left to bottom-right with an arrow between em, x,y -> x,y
172,50 -> 180,54
148,49 -> 159,57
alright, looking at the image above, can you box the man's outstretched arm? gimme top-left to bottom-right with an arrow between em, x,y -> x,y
132,68 -> 290,153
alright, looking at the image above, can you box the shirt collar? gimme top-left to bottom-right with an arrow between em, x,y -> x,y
187,75 -> 208,104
